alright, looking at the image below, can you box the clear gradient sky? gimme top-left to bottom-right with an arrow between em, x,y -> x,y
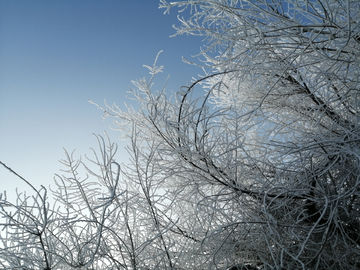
0,0 -> 205,200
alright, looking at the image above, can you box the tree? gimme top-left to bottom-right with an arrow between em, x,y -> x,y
1,0 -> 360,269
107,0 -> 359,268
1,136 -> 178,270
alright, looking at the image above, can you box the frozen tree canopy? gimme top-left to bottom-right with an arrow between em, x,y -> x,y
1,1 -> 360,269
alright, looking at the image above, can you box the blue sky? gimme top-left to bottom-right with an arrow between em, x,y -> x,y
0,0 -> 205,200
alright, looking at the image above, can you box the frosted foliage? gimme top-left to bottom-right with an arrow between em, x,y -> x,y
158,0 -> 360,268
1,1 -> 360,269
